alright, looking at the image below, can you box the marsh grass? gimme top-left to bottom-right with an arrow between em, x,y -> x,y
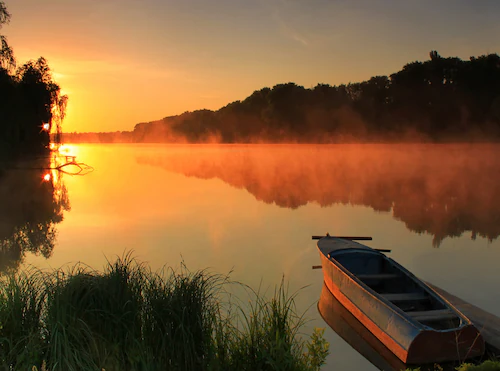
0,269 -> 45,370
0,255 -> 329,371
226,280 -> 319,371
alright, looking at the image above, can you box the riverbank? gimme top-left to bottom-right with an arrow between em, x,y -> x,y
0,254 -> 328,370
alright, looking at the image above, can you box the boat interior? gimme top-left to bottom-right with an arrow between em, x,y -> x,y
329,249 -> 463,330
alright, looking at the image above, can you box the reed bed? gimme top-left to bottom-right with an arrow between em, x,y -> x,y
0,254 -> 328,371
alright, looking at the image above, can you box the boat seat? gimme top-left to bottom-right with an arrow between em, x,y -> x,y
407,309 -> 457,322
356,273 -> 399,280
382,293 -> 428,302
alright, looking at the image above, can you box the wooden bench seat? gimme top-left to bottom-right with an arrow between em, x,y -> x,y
407,309 -> 457,322
356,273 -> 399,280
382,293 -> 428,302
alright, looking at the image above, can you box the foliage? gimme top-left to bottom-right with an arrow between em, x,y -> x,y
125,51 -> 500,144
0,1 -> 67,157
226,279 -> 328,371
456,361 -> 500,371
0,255 -> 329,370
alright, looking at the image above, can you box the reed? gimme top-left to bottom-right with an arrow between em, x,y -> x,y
0,255 -> 329,371
0,269 -> 46,370
226,279 -> 319,371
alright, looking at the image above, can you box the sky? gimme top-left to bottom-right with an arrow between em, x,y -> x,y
3,0 -> 500,132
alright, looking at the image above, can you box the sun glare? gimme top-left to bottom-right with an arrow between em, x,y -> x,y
43,173 -> 51,182
58,144 -> 77,156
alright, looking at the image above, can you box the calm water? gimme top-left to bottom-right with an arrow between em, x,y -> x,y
2,143 -> 500,370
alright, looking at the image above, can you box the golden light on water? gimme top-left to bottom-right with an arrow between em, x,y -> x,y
58,144 -> 77,156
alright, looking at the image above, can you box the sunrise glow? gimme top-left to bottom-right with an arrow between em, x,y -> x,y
4,0 -> 500,133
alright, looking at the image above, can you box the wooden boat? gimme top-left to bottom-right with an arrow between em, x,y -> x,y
317,236 -> 485,364
318,282 -> 407,371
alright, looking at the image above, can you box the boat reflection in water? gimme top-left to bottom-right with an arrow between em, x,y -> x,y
318,283 -> 478,371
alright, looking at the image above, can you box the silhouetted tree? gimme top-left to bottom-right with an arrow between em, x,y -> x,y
0,2 -> 66,158
0,2 -> 15,71
67,51 -> 500,144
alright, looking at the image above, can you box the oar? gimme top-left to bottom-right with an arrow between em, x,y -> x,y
312,234 -> 390,270
311,235 -> 373,241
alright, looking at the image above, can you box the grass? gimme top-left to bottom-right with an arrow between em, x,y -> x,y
0,254 -> 329,371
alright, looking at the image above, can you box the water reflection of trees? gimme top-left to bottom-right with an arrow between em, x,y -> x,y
137,144 -> 500,246
0,156 -> 70,272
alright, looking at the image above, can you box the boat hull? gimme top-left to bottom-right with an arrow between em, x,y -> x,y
319,248 -> 485,364
318,282 -> 407,371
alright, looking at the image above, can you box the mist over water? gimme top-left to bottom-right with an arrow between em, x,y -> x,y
5,143 -> 498,371
137,143 -> 500,247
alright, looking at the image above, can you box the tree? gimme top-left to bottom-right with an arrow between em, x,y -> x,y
0,2 -> 67,156
0,1 -> 15,71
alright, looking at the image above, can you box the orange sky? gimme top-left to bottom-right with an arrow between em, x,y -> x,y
3,0 -> 500,132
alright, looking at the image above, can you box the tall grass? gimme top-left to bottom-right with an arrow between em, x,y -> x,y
0,255 -> 329,371
0,269 -> 45,370
227,280 -> 326,371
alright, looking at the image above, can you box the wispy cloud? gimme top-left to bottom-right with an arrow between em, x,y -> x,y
277,17 -> 309,46
265,0 -> 310,47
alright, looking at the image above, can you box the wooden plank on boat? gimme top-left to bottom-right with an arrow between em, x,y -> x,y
407,309 -> 456,322
427,282 -> 500,354
312,235 -> 373,240
381,293 -> 428,302
356,273 -> 399,280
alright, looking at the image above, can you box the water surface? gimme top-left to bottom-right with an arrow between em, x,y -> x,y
3,143 -> 499,370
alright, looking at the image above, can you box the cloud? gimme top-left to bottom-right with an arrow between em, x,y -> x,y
266,0 -> 310,46
277,17 -> 309,46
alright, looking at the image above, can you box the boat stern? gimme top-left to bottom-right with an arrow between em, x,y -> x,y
406,324 -> 485,364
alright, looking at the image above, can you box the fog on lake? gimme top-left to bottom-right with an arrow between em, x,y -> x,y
1,143 -> 499,370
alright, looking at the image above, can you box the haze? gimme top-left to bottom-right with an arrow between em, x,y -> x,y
4,0 -> 500,133
137,143 -> 500,247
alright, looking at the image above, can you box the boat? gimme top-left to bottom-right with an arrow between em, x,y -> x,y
318,282 -> 407,371
316,235 -> 485,365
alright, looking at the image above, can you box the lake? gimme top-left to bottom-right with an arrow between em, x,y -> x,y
2,143 -> 500,370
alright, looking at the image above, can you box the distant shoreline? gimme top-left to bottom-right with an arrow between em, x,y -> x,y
60,132 -> 500,145
61,51 -> 500,146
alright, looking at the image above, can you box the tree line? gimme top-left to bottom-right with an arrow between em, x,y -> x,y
0,2 -> 66,158
128,51 -> 500,143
